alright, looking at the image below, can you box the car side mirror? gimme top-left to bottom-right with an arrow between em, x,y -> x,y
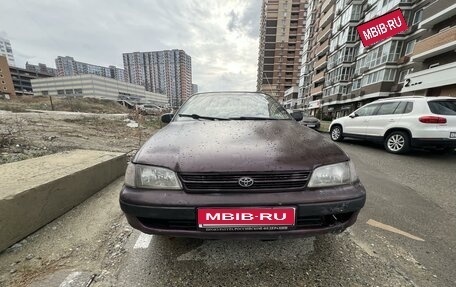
291,111 -> 303,121
349,113 -> 358,118
161,113 -> 174,123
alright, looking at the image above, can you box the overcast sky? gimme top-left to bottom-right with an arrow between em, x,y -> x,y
0,0 -> 261,92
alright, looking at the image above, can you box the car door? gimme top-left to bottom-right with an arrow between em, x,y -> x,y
364,101 -> 402,137
344,103 -> 380,136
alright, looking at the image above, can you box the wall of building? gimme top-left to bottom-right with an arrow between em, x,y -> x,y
0,56 -> 15,97
31,74 -> 168,106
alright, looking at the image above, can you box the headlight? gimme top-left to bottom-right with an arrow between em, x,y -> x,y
124,163 -> 182,189
307,161 -> 358,188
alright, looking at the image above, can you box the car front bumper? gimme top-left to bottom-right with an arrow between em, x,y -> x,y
120,183 -> 366,239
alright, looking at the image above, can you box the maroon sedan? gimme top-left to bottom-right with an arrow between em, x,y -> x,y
120,92 -> 366,239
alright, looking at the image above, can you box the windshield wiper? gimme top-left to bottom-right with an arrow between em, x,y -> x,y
178,113 -> 229,121
228,116 -> 282,120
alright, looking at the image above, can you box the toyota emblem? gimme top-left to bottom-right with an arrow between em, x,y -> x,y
238,177 -> 254,188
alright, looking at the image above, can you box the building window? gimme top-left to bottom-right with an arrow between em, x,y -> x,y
413,9 -> 422,25
42,91 -> 49,96
405,40 -> 416,55
1,80 -> 4,84
57,90 -> 65,95
399,68 -> 413,83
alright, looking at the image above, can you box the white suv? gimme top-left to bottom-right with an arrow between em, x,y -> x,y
329,96 -> 456,154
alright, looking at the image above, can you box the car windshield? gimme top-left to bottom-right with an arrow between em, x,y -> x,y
428,100 -> 456,115
175,93 -> 292,120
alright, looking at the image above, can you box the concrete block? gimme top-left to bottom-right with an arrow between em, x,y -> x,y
0,150 -> 126,252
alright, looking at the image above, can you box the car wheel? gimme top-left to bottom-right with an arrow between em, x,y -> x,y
384,131 -> 410,154
330,125 -> 344,142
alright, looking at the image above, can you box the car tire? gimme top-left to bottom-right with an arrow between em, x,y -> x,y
330,125 -> 344,142
384,131 -> 411,154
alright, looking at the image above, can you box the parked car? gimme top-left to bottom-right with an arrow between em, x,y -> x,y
329,96 -> 456,154
120,92 -> 366,239
137,104 -> 162,115
299,111 -> 321,130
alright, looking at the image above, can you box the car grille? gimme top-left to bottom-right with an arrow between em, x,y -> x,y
179,171 -> 311,193
137,213 -> 355,231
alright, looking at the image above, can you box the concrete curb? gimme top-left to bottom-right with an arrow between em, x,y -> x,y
0,150 -> 127,252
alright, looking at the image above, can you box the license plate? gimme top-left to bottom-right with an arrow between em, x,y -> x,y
307,124 -> 315,128
451,132 -> 456,139
197,207 -> 296,231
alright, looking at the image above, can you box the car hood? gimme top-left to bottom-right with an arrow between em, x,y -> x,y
133,120 -> 349,172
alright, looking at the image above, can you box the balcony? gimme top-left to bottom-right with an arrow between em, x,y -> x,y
316,39 -> 329,56
412,26 -> 456,62
320,10 -> 334,28
310,85 -> 323,96
419,2 -> 456,29
315,56 -> 327,70
313,70 -> 325,83
321,0 -> 334,13
317,24 -> 331,43
401,61 -> 456,94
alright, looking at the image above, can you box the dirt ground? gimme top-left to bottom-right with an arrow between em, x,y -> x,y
0,96 -> 130,114
0,98 -> 162,165
0,98 -> 163,286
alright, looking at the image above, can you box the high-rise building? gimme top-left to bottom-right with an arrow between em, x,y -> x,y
298,0 -> 335,114
55,56 -> 125,82
401,0 -> 456,97
123,50 -> 192,108
257,0 -> 308,102
25,62 -> 57,76
298,0 -> 435,119
0,36 -> 15,66
192,84 -> 199,95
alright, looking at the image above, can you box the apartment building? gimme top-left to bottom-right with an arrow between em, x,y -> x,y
0,55 -> 53,97
123,50 -> 192,108
321,0 -> 434,119
0,36 -> 15,66
257,0 -> 308,102
401,0 -> 456,97
297,0 -> 445,119
55,56 -> 126,82
298,0 -> 335,114
31,74 -> 168,106
25,62 -> 57,76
